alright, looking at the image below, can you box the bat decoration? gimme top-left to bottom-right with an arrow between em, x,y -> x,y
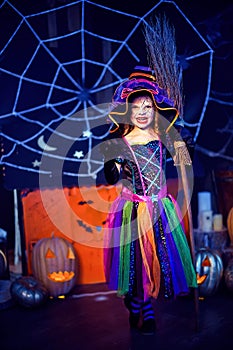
78,200 -> 94,205
77,219 -> 93,233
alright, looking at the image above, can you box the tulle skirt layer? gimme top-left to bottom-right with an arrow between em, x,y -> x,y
104,191 -> 197,301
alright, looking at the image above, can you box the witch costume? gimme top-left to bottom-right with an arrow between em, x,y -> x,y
101,15 -> 198,333
102,66 -> 197,303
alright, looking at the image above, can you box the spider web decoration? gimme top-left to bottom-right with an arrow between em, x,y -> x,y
192,3 -> 233,166
0,0 -> 231,190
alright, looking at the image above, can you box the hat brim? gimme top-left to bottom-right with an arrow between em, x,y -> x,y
109,84 -> 179,132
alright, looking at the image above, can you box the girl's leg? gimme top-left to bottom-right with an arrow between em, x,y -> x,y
124,295 -> 156,334
140,298 -> 156,335
124,295 -> 141,328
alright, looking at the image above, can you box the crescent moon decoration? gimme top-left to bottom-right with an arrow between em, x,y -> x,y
37,135 -> 57,152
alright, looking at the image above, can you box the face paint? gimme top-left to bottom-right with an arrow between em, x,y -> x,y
129,95 -> 155,130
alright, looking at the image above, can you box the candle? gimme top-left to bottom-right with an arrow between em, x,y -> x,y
213,214 -> 223,231
199,210 -> 213,232
198,192 -> 211,213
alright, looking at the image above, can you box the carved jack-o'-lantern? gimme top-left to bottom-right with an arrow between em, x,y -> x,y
32,235 -> 78,297
196,248 -> 223,296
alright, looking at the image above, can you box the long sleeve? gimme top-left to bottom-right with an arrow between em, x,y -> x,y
104,159 -> 121,185
99,136 -> 124,185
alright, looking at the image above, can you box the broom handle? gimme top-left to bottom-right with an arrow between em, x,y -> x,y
180,163 -> 200,332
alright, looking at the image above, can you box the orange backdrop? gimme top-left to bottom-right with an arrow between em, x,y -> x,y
21,185 -> 120,284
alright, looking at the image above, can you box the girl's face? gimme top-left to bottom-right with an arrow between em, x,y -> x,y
129,95 -> 155,130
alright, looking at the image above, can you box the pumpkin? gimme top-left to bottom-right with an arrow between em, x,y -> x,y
195,248 -> 223,296
224,258 -> 233,293
32,235 -> 78,297
10,276 -> 49,308
227,207 -> 233,246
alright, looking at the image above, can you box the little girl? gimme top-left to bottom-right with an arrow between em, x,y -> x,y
101,66 -> 197,335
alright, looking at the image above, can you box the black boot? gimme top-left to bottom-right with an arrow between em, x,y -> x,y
140,318 -> 156,335
124,296 -> 140,329
140,298 -> 156,335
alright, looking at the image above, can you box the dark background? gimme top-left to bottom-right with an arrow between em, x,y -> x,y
0,0 -> 232,251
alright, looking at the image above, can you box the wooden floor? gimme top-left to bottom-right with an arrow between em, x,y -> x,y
1,276 -> 233,350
